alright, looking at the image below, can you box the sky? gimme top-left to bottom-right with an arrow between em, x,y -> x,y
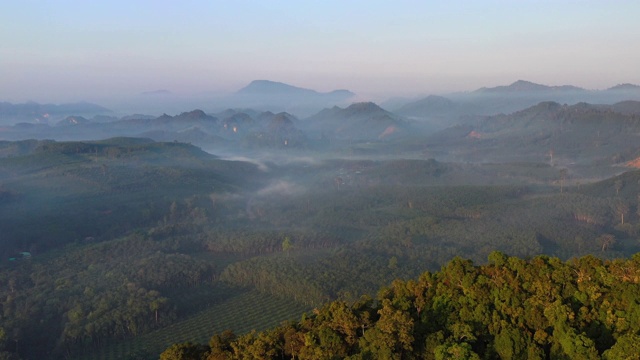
1,0 -> 640,103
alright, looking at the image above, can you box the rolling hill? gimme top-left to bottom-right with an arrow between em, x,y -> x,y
0,101 -> 111,125
425,101 -> 640,165
392,80 -> 640,126
475,79 -> 585,93
304,102 -> 407,141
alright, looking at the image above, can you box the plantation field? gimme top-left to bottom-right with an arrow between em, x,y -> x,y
71,289 -> 310,360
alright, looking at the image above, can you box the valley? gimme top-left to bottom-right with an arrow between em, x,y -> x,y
1,80 -> 640,359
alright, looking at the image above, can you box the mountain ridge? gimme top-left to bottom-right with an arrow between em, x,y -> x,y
237,80 -> 355,98
475,80 -> 585,93
303,102 -> 406,141
0,101 -> 111,125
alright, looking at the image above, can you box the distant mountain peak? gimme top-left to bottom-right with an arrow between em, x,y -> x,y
394,95 -> 457,119
608,83 -> 640,91
524,101 -> 564,112
406,95 -> 454,108
231,80 -> 355,117
327,89 -> 355,96
510,80 -> 550,90
345,101 -> 383,111
176,109 -> 209,119
477,80 -> 549,92
156,113 -> 173,121
56,115 -> 90,126
237,80 -> 315,95
236,80 -> 355,98
272,112 -> 296,121
268,112 -> 297,130
477,80 -> 584,93
310,102 -> 389,119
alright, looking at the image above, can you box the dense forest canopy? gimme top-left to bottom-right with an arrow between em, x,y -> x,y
160,253 -> 640,360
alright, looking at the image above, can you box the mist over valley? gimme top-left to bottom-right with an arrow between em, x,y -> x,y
3,76 -> 640,358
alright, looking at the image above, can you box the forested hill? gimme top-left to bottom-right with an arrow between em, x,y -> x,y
162,253 -> 640,360
0,138 -> 264,256
426,101 -> 640,164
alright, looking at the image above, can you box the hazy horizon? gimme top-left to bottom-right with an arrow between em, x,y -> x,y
2,1 -> 640,104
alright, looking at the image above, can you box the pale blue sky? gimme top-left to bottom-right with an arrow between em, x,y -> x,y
1,0 -> 639,102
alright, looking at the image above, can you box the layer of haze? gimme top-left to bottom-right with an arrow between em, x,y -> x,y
2,0 -> 639,104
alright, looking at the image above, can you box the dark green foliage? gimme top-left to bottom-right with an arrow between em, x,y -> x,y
159,342 -> 208,360
177,253 -> 640,359
0,138 -> 262,257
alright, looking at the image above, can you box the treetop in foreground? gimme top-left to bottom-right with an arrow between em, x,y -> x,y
163,252 -> 640,359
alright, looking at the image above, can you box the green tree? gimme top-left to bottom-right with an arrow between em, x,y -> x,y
388,256 -> 398,270
434,342 -> 480,360
598,234 -> 616,252
360,298 -> 414,358
149,295 -> 168,324
603,334 -> 640,360
282,236 -> 293,255
208,330 -> 236,360
160,342 -> 208,360
614,179 -> 623,195
614,201 -> 629,225
494,326 -> 527,360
